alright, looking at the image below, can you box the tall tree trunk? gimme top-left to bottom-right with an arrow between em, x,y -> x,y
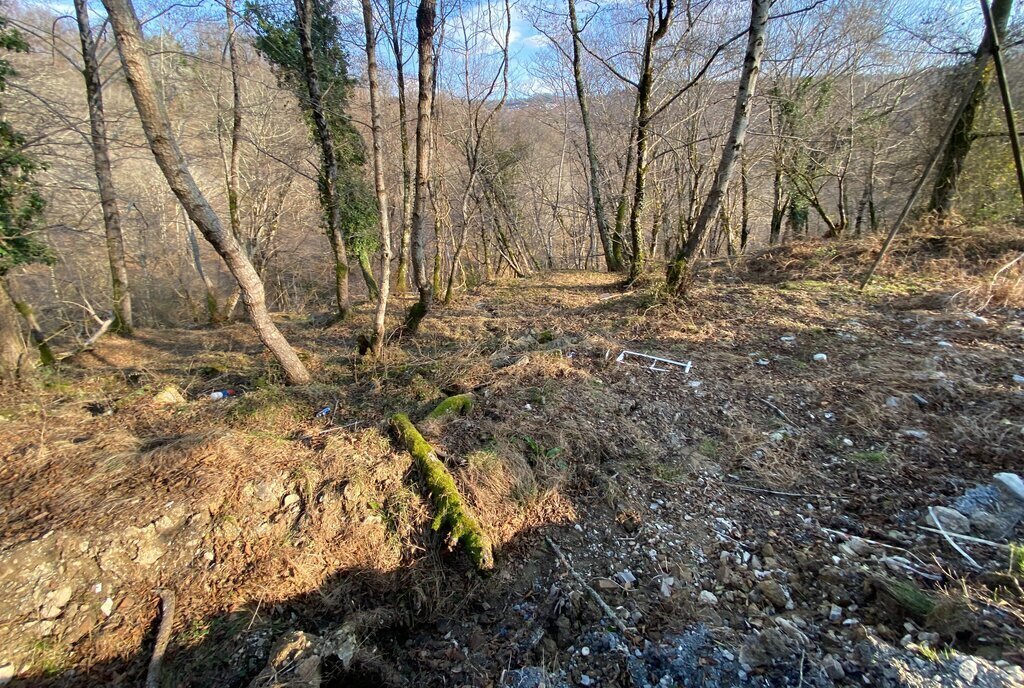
929,0 -> 1013,217
220,0 -> 245,321
74,0 -> 132,334
626,0 -> 674,283
404,0 -> 437,334
362,0 -> 392,356
668,0 -> 769,292
102,0 -> 310,384
294,0 -> 350,320
385,0 -> 413,296
568,0 -> 619,272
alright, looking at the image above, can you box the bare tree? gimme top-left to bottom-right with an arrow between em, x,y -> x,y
568,0 -> 620,272
101,0 -> 311,384
626,0 -> 674,282
667,0 -> 769,292
73,0 -> 132,334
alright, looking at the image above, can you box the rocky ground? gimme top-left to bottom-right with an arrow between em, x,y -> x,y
1,234 -> 1023,687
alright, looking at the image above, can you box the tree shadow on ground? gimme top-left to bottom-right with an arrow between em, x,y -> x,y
12,524 -> 560,687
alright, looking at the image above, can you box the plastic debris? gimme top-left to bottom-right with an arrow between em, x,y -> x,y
209,389 -> 238,401
314,406 -> 331,418
812,353 -> 828,363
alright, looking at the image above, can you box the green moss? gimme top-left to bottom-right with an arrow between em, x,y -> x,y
426,394 -> 474,421
852,450 -> 889,463
391,413 -> 493,570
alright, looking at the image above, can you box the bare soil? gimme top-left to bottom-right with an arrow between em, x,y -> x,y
1,231 -> 1023,687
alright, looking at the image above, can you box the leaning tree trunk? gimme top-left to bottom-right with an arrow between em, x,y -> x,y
404,0 -> 437,334
929,0 -> 1013,218
667,0 -> 769,292
74,0 -> 132,335
568,0 -> 619,272
294,0 -> 350,320
101,0 -> 311,384
362,0 -> 392,356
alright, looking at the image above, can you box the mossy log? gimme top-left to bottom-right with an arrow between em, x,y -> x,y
426,393 -> 473,421
391,412 -> 493,570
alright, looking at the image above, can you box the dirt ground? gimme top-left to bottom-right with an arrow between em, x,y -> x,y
1,231 -> 1023,687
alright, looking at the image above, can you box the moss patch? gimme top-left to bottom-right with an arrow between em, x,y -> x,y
425,393 -> 474,421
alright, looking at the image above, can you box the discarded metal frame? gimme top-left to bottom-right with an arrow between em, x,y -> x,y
614,350 -> 692,373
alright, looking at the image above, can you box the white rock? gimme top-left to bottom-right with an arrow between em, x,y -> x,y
812,353 -> 828,363
958,658 -> 978,684
0,664 -> 12,685
283,494 -> 300,508
698,590 -> 718,606
842,438 -> 854,447
581,646 -> 590,656
901,429 -> 929,440
994,473 -> 1024,503
937,340 -> 954,348
100,597 -> 114,617
1013,374 -> 1024,385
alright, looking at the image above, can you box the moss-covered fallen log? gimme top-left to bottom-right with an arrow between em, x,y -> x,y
391,412 -> 493,571
425,393 -> 473,421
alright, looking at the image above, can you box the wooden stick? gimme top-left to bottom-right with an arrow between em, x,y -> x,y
546,536 -> 630,634
917,525 -> 1011,550
928,507 -> 981,569
754,395 -> 791,423
145,588 -> 176,688
731,483 -> 843,500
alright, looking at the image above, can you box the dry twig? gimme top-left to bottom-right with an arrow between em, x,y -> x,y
546,536 -> 630,634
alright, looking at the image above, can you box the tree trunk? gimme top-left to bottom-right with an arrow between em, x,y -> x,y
223,0 -> 244,248
613,102 -> 640,269
626,0 -> 673,283
186,216 -> 220,323
0,279 -> 30,381
357,250 -> 380,302
568,0 -> 618,272
740,150 -> 750,250
668,0 -> 769,292
404,0 -> 437,334
294,0 -> 350,320
102,0 -> 311,384
929,0 -> 1013,218
74,0 -> 132,335
362,0 -> 393,357
386,0 -> 413,296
